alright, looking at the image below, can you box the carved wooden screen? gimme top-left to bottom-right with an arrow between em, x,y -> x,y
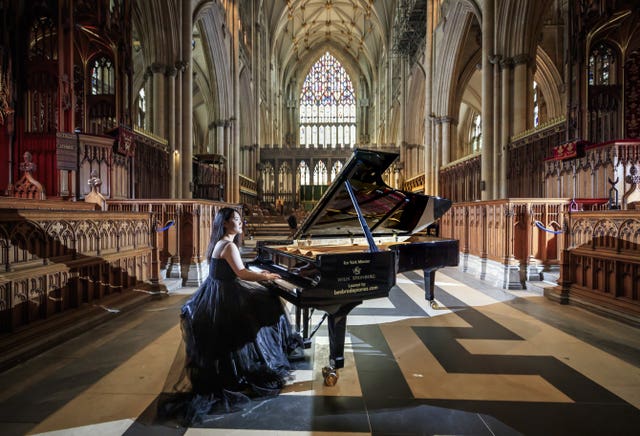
625,51 -> 640,139
87,55 -> 116,135
27,16 -> 58,133
588,41 -> 621,143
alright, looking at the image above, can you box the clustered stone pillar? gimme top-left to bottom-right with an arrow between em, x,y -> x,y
512,54 -> 531,135
166,66 -> 177,199
181,0 -> 193,199
207,122 -> 216,154
151,62 -> 165,134
481,0 -> 495,200
491,55 -> 501,198
500,58 -> 513,199
433,118 -> 442,194
440,116 -> 455,167
423,0 -> 435,195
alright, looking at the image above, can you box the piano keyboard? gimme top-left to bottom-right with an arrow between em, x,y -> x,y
248,265 -> 300,294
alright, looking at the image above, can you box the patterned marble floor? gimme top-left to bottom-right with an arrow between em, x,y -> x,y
0,268 -> 639,436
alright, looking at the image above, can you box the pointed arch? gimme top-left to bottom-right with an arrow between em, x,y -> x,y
534,47 -> 564,120
298,52 -> 356,148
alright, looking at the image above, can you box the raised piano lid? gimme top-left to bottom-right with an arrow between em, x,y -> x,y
293,149 -> 452,240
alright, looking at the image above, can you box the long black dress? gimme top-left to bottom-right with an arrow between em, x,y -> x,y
174,247 -> 302,421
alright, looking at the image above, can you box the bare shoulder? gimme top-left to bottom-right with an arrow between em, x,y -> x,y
213,240 -> 237,258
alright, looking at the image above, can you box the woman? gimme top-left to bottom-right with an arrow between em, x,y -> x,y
178,207 -> 303,419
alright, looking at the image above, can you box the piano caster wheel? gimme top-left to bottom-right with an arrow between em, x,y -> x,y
430,300 -> 439,309
322,366 -> 338,386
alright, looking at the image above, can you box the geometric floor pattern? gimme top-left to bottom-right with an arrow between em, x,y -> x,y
1,267 -> 639,435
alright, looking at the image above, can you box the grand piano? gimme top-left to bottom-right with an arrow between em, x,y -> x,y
249,149 -> 458,383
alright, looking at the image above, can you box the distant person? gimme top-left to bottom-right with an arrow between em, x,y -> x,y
287,214 -> 298,237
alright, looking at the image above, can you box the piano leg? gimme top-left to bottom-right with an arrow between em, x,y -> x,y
423,267 -> 440,309
301,308 -> 312,348
327,302 -> 359,369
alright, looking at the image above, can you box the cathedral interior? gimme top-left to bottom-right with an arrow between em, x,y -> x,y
0,0 -> 639,434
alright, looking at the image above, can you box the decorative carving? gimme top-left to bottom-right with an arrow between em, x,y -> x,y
85,169 -> 106,210
0,54 -> 14,126
624,51 -> 640,138
14,151 -> 46,200
623,165 -> 640,209
552,140 -> 587,160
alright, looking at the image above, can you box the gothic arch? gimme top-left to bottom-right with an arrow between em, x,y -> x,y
286,44 -> 369,106
192,14 -> 221,154
496,0 -> 553,57
239,66 -> 255,146
132,0 -> 179,67
432,1 -> 478,118
535,47 -> 564,120
405,64 -> 426,145
198,5 -> 232,120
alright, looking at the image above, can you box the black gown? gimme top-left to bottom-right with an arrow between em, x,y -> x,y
167,250 -> 302,422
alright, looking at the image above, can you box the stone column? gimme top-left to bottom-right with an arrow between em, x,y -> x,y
223,121 -> 231,158
143,67 -> 153,129
230,1 -> 240,204
425,116 -> 435,193
491,55 -> 502,198
151,62 -> 165,136
181,0 -> 193,199
175,61 -> 184,198
500,58 -> 513,199
440,116 -> 453,166
481,0 -> 495,200
434,118 -> 442,194
216,120 -> 225,155
207,122 -> 215,154
424,0 -> 434,194
166,66 -> 177,198
398,58 -> 406,149
513,54 -> 530,135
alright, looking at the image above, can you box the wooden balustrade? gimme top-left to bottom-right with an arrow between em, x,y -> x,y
0,207 -> 154,332
441,198 -> 640,321
107,199 -> 240,286
549,209 -> 640,323
440,198 -> 569,289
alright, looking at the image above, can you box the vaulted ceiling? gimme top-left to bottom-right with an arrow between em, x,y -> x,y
265,0 -> 396,88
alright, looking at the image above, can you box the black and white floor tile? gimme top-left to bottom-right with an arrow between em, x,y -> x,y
1,268 -> 639,435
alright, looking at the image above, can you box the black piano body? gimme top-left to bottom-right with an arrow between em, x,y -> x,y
249,149 -> 458,372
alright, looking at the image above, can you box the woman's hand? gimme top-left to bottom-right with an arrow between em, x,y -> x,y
261,271 -> 280,281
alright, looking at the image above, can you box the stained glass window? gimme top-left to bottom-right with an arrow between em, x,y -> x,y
299,52 -> 356,148
471,114 -> 482,152
298,161 -> 310,186
588,42 -> 615,86
330,161 -> 343,182
90,56 -> 115,95
137,88 -> 146,129
262,162 -> 275,192
313,160 -> 328,185
279,162 -> 292,193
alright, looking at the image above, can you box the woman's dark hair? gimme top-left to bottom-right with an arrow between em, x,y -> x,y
205,207 -> 240,260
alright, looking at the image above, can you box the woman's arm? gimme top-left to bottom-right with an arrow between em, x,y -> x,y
221,242 -> 280,281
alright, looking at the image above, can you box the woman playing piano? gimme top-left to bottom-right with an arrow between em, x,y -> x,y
168,207 -> 304,423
